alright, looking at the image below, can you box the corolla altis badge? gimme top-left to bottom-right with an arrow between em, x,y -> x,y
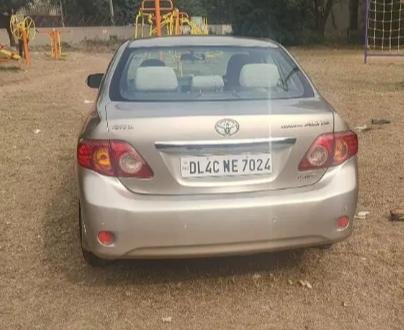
215,118 -> 240,137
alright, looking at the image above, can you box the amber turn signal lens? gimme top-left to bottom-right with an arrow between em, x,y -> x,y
93,147 -> 112,172
334,139 -> 349,163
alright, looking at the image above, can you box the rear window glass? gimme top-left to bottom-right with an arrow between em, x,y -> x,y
109,46 -> 314,102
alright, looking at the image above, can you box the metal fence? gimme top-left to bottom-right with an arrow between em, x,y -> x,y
17,1 -> 230,28
17,2 -> 64,27
17,1 -> 122,27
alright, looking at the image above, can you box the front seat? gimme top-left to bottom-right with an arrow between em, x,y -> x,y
224,54 -> 251,90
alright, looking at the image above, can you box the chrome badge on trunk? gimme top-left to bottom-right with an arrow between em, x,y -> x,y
215,119 -> 240,137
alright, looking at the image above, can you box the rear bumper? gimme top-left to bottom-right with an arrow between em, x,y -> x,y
78,159 -> 358,259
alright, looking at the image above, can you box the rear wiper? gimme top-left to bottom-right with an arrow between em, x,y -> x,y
284,66 -> 300,82
279,66 -> 300,91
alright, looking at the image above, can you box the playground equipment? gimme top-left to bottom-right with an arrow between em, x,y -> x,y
0,43 -> 21,62
9,14 -> 37,65
49,29 -> 62,59
38,28 -> 68,60
10,15 -> 37,42
134,0 -> 209,39
180,14 -> 209,35
2,13 -> 66,66
364,0 -> 404,63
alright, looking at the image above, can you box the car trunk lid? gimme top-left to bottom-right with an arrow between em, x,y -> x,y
106,98 -> 334,195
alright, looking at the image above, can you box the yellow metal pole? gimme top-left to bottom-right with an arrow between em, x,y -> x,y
56,30 -> 61,59
175,9 -> 180,35
134,14 -> 139,39
51,29 -> 56,58
141,14 -> 144,38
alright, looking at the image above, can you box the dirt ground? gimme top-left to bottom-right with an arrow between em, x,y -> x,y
0,48 -> 403,329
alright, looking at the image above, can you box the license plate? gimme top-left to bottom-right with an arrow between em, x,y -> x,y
181,154 -> 272,178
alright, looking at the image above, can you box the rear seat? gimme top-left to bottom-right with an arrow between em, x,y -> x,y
191,75 -> 224,92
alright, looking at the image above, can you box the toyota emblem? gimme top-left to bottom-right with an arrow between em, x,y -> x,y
215,119 -> 240,137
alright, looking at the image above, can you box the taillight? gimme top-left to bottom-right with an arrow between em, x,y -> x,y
298,131 -> 358,171
77,140 -> 153,178
77,140 -> 114,176
109,141 -> 153,178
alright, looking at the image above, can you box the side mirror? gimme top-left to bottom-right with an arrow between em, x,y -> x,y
86,73 -> 104,89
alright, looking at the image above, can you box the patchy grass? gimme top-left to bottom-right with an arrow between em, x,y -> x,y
0,49 -> 403,329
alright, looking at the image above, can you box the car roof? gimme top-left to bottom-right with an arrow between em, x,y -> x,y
127,36 -> 279,48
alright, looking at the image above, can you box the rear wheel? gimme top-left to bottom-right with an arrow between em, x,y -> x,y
79,204 -> 110,267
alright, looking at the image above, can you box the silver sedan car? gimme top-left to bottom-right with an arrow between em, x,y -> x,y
78,36 -> 358,266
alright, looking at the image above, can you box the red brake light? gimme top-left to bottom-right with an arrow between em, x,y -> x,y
77,140 -> 153,178
298,131 -> 358,171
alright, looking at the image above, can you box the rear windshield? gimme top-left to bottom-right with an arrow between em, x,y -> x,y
109,46 -> 314,102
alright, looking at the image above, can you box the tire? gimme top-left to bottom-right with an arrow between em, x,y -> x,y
79,203 -> 110,267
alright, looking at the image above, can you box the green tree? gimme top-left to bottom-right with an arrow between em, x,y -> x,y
0,0 -> 29,12
230,0 -> 314,44
312,0 -> 335,36
1,0 -> 32,47
348,0 -> 359,41
228,0 -> 339,44
60,0 -> 141,25
203,0 -> 232,24
176,0 -> 208,16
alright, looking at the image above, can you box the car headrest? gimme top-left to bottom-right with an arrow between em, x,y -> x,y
140,59 -> 166,67
191,75 -> 224,91
239,63 -> 280,89
135,67 -> 178,92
